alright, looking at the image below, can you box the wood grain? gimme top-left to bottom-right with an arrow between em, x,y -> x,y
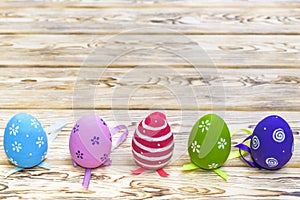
0,109 -> 299,198
2,0 -> 300,8
0,0 -> 299,199
0,8 -> 299,34
0,165 -> 300,199
0,35 -> 299,68
0,68 -> 299,110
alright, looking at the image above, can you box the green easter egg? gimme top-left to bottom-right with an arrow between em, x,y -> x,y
188,114 -> 231,170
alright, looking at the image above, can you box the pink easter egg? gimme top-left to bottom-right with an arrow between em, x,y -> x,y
132,112 -> 174,170
69,115 -> 112,169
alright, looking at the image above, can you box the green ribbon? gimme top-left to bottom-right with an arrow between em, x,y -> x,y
182,163 -> 199,171
229,128 -> 252,159
230,128 -> 252,137
182,163 -> 228,181
213,168 -> 228,181
182,128 -> 252,181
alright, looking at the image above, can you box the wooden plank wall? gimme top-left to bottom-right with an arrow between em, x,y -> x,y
0,0 -> 299,199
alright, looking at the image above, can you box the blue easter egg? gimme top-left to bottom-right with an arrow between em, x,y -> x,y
250,115 -> 294,170
4,113 -> 48,168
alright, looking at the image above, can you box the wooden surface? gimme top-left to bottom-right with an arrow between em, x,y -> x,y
0,0 -> 299,199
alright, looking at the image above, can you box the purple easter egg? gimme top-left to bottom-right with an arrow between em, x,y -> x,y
250,115 -> 294,170
69,115 -> 112,169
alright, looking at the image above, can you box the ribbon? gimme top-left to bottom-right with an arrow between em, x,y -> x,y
182,163 -> 199,171
228,150 -> 243,160
5,162 -> 51,178
131,167 -> 170,177
101,159 -> 112,167
38,162 -> 51,169
182,128 -> 252,181
4,167 -> 23,178
82,168 -> 92,189
228,129 -> 252,159
230,128 -> 252,137
182,162 -> 228,181
156,169 -> 169,177
111,125 -> 129,151
45,119 -> 68,143
234,135 -> 261,169
79,124 -> 128,189
73,160 -> 78,167
131,167 -> 146,175
213,168 -> 228,181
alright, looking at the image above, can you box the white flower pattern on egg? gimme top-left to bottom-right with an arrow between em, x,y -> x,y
217,138 -> 227,149
189,114 -> 231,170
12,141 -> 22,152
30,118 -> 40,128
208,163 -> 218,169
198,120 -> 211,133
9,123 -> 19,136
191,141 -> 201,153
36,137 -> 45,148
4,113 -> 50,169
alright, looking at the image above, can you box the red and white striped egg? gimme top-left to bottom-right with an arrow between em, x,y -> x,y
132,112 -> 174,170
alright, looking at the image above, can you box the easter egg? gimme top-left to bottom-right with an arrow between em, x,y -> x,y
188,114 -> 231,170
4,113 -> 48,168
250,115 -> 294,170
132,112 -> 174,170
69,115 -> 112,169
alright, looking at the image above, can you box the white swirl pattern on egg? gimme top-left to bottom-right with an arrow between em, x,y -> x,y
272,128 -> 285,143
251,136 -> 260,150
265,157 -> 279,168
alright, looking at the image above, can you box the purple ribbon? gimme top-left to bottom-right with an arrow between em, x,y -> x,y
80,125 -> 128,189
83,168 -> 92,189
111,125 -> 129,150
234,135 -> 260,169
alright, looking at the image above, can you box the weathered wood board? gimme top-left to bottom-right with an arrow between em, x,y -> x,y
0,35 -> 299,67
0,0 -> 299,199
0,8 -> 299,34
0,68 -> 299,110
